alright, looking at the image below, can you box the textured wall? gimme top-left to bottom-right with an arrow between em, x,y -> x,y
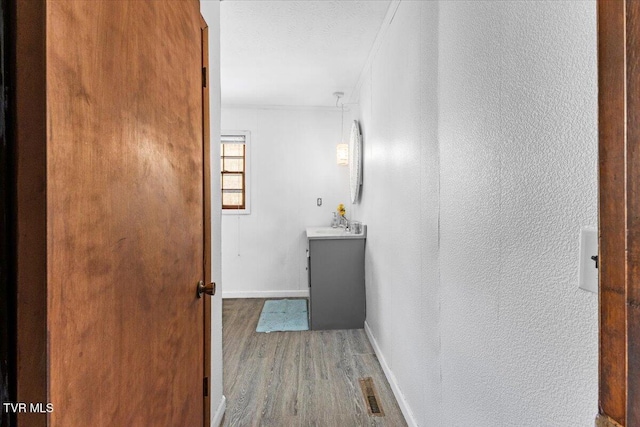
220,107 -> 351,297
354,1 -> 598,426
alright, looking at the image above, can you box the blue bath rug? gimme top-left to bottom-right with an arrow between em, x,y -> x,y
256,299 -> 309,333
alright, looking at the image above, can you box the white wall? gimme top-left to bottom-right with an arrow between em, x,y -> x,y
220,107 -> 351,298
200,2 -> 225,425
352,1 -> 598,426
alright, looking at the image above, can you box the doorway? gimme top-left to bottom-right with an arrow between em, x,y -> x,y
597,1 -> 640,426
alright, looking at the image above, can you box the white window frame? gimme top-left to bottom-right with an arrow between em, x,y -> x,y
221,130 -> 251,215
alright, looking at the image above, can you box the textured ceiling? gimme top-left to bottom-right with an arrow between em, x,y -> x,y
220,0 -> 391,107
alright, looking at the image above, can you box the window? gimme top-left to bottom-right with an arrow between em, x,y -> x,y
220,132 -> 250,213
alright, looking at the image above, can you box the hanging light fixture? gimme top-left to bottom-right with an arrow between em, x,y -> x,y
334,92 -> 349,165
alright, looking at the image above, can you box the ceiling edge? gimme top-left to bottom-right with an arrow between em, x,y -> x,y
347,0 -> 402,105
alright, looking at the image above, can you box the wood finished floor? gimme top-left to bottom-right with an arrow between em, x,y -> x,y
222,298 -> 408,427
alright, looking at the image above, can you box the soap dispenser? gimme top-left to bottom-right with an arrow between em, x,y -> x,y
331,212 -> 338,228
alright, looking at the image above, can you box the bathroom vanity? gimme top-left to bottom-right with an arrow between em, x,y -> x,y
306,227 -> 366,330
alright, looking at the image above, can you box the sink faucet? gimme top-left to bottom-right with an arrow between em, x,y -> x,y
339,216 -> 350,230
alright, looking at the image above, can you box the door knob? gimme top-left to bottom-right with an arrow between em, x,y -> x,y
197,280 -> 216,298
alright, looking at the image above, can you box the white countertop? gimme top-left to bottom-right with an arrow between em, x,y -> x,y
306,226 -> 367,240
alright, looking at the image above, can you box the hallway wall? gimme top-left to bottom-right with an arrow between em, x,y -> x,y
351,1 -> 598,426
220,107 -> 350,298
348,0 -> 441,422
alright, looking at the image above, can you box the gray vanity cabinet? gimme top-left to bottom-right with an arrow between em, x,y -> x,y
307,235 -> 366,330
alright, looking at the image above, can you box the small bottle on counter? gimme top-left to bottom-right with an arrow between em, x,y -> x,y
331,212 -> 338,228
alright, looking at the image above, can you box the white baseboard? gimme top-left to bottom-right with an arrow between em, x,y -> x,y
211,395 -> 226,427
364,321 -> 418,427
222,289 -> 309,299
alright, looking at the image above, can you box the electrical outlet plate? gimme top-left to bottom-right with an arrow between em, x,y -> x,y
579,227 -> 598,293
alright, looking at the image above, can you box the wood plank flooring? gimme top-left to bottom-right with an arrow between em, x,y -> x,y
222,298 -> 407,427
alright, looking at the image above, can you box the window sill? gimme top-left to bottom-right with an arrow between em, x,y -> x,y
222,209 -> 251,215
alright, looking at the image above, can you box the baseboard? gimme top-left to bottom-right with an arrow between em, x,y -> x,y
364,321 -> 418,427
211,395 -> 226,427
222,290 -> 309,299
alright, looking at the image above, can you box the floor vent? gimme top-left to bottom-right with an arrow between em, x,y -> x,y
359,377 -> 385,417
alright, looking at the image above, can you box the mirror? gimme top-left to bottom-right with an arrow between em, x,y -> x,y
349,120 -> 362,203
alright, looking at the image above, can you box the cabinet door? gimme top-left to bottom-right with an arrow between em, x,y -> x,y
309,239 -> 365,330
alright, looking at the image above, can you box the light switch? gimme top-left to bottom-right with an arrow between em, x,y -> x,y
579,227 -> 598,293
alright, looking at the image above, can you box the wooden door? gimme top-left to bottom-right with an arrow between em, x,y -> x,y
15,1 -> 208,425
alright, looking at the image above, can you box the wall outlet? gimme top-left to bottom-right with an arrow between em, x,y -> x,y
317,198 -> 322,206
578,227 -> 598,293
